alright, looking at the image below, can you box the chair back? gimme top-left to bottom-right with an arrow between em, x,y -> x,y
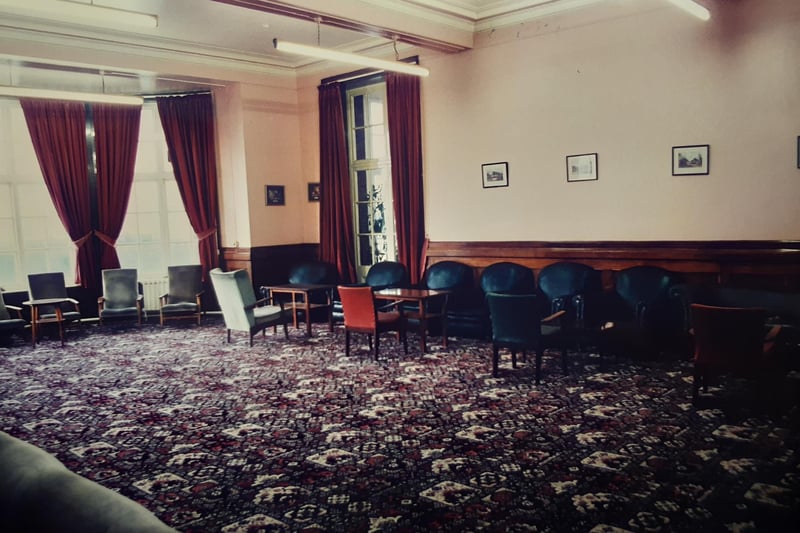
538,262 -> 601,303
209,268 -> 257,331
167,265 -> 203,303
0,293 -> 10,321
365,261 -> 409,290
422,261 -> 473,291
690,303 -> 767,369
28,272 -> 69,300
27,272 -> 70,316
486,292 -> 542,346
615,266 -> 679,309
102,269 -> 139,309
480,262 -> 536,295
337,285 -> 377,329
288,261 -> 339,285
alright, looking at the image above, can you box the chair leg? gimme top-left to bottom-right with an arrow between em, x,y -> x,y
401,328 -> 408,354
282,320 -> 289,339
227,329 -> 231,344
511,350 -> 518,369
345,330 -> 351,357
374,333 -> 380,360
535,349 -> 543,385
492,345 -> 500,377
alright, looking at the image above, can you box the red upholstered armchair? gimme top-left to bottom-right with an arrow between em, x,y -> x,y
690,303 -> 782,402
338,285 -> 407,360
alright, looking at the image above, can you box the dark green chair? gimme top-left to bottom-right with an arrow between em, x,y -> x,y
98,268 -> 144,326
486,292 -> 566,383
159,265 -> 204,326
0,291 -> 26,343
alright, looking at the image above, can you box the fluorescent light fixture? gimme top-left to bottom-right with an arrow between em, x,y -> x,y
0,0 -> 158,28
667,0 -> 711,21
273,39 -> 429,77
0,86 -> 143,105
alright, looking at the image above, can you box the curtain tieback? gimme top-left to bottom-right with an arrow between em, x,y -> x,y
198,228 -> 217,241
72,232 -> 93,248
94,230 -> 116,247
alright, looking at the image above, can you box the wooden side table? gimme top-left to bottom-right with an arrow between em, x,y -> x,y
261,284 -> 334,337
23,297 -> 79,347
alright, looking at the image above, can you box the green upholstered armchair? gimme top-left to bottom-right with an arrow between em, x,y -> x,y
159,264 -> 204,326
209,268 -> 289,345
486,292 -> 566,383
0,291 -> 26,343
98,268 -> 144,326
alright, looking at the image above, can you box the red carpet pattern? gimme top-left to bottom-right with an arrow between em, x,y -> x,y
1,318 -> 799,532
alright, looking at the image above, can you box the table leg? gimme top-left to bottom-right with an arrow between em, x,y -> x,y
304,297 -> 312,337
30,306 -> 37,346
418,300 -> 427,353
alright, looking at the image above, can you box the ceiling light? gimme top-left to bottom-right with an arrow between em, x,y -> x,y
0,86 -> 143,105
667,0 -> 711,21
273,39 -> 429,77
0,0 -> 158,28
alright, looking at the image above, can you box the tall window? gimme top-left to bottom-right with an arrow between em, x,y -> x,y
116,102 -> 198,279
0,99 -> 197,291
346,81 -> 396,281
0,100 -> 74,291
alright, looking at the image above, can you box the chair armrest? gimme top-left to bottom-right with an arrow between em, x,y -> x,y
542,309 -> 567,324
6,304 -> 23,318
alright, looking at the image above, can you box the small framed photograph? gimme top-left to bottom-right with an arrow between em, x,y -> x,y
481,162 -> 509,188
308,182 -> 320,202
672,144 -> 709,175
265,185 -> 285,206
566,153 -> 598,182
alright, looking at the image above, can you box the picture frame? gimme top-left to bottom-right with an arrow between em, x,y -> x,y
566,153 -> 598,182
672,144 -> 709,175
265,185 -> 285,206
481,162 -> 509,188
308,182 -> 320,202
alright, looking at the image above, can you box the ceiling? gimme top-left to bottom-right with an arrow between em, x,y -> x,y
0,0 -> 655,94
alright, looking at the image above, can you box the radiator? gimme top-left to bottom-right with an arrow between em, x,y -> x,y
140,279 -> 169,311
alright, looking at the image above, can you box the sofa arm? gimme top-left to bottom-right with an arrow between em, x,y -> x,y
0,431 -> 176,533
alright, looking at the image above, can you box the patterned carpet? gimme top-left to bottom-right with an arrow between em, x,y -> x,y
1,317 -> 799,532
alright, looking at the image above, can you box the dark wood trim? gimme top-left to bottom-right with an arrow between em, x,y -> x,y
426,240 -> 800,290
222,244 -> 321,289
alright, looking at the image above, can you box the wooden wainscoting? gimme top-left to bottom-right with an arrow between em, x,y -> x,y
425,240 -> 800,290
222,244 -> 320,289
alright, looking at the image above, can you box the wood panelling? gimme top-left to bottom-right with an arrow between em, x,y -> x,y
222,243 -> 320,289
425,240 -> 800,290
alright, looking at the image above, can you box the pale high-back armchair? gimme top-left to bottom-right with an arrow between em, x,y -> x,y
209,268 -> 289,346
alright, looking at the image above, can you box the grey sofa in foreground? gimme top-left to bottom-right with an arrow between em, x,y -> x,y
0,430 -> 175,533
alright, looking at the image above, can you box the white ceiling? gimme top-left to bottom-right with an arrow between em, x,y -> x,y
0,0 -> 654,94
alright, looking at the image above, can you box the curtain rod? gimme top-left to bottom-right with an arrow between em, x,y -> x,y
320,56 -> 420,86
142,89 -> 213,100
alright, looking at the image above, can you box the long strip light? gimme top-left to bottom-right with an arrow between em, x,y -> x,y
0,86 -> 143,105
667,0 -> 711,21
0,0 -> 158,28
273,39 -> 429,77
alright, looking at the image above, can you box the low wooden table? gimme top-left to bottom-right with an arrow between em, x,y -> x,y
23,297 -> 76,347
262,284 -> 334,337
373,288 -> 450,353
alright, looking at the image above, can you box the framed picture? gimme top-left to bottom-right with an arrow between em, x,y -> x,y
672,144 -> 709,175
566,153 -> 598,182
308,182 -> 320,202
265,185 -> 285,206
481,162 -> 509,188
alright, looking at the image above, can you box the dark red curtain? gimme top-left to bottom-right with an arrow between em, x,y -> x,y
93,103 -> 141,270
386,72 -> 425,284
20,98 -> 98,289
318,83 -> 357,283
156,93 -> 220,280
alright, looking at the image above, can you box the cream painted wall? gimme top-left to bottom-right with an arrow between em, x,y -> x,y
422,0 -> 800,241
